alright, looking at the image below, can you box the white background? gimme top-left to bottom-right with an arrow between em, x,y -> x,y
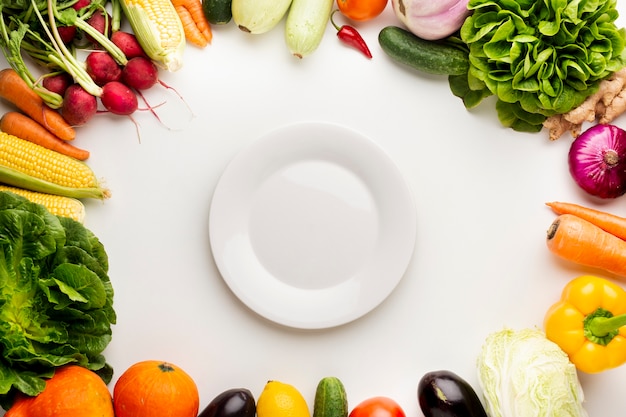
1,2 -> 626,416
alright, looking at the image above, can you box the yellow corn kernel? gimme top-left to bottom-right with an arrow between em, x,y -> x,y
0,186 -> 86,223
120,0 -> 186,71
0,132 -> 109,200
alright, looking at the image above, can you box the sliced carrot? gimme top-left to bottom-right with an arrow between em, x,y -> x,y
546,214 -> 626,278
172,0 -> 212,47
546,201 -> 626,241
0,112 -> 89,161
0,69 -> 76,141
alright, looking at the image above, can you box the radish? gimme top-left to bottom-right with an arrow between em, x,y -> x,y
72,0 -> 91,10
111,31 -> 147,59
62,84 -> 98,126
43,72 -> 73,97
86,10 -> 112,43
57,25 -> 77,43
101,81 -> 138,115
86,51 -> 122,86
121,56 -> 159,90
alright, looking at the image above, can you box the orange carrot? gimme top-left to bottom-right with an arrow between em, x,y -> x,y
171,0 -> 212,47
546,201 -> 626,241
0,112 -> 89,161
546,214 -> 626,278
0,69 -> 75,141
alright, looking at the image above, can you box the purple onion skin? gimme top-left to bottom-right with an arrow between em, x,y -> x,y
568,124 -> 626,199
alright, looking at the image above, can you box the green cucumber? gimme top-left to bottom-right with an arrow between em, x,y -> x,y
202,0 -> 232,25
284,0 -> 333,58
378,26 -> 470,76
313,377 -> 348,417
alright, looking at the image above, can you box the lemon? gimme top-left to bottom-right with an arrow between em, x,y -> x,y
257,380 -> 311,417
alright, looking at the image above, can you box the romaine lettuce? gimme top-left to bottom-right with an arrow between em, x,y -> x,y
0,191 -> 115,408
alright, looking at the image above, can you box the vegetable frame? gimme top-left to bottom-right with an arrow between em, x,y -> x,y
544,275 -> 626,374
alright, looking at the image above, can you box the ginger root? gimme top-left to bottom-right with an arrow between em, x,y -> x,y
544,67 -> 626,140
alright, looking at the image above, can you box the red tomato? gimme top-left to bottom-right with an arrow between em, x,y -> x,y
337,0 -> 388,21
349,397 -> 406,417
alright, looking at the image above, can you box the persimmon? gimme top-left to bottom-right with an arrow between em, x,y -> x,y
113,360 -> 200,417
337,0 -> 388,21
5,365 -> 114,417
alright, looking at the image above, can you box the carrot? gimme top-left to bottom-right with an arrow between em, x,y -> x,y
0,69 -> 76,141
546,201 -> 626,241
171,0 -> 212,47
0,112 -> 89,161
546,214 -> 626,278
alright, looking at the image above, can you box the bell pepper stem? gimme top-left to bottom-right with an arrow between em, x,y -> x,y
585,308 -> 626,345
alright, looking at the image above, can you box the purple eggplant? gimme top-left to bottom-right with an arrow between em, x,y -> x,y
417,370 -> 487,417
198,388 -> 256,417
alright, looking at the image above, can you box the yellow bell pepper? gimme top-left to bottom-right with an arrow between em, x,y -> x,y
544,275 -> 626,374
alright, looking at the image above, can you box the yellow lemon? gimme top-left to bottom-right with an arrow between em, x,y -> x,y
257,380 -> 311,417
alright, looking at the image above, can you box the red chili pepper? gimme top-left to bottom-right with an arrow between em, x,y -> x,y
330,10 -> 372,59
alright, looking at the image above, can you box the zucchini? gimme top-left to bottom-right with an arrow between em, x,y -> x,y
284,0 -> 333,58
231,0 -> 293,34
378,26 -> 470,76
202,0 -> 232,25
313,377 -> 348,417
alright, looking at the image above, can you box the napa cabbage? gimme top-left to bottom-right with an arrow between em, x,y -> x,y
477,328 -> 587,417
0,191 -> 115,408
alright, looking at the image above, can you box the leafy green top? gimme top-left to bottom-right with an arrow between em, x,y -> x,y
0,191 -> 115,409
451,0 -> 626,132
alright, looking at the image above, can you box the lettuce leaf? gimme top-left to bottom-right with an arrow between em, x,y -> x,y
0,191 -> 115,408
452,0 -> 626,132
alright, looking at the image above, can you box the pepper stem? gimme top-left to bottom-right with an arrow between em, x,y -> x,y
330,9 -> 341,32
584,308 -> 626,346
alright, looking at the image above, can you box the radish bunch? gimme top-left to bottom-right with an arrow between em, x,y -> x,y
59,27 -> 160,126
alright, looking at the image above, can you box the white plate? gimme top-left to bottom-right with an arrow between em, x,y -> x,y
208,122 -> 417,329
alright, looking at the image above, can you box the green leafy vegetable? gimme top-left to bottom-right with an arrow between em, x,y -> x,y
0,191 -> 115,408
477,328 -> 587,417
453,0 -> 626,132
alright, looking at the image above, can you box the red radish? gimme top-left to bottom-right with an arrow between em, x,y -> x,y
86,51 -> 121,86
101,81 -> 138,115
73,0 -> 91,10
43,72 -> 73,96
62,84 -> 98,126
86,10 -> 112,43
57,25 -> 77,43
111,31 -> 147,59
121,56 -> 159,90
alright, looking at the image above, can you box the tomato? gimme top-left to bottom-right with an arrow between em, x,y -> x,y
349,397 -> 406,417
337,0 -> 388,21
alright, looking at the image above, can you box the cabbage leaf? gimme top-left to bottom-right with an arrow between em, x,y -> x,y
477,328 -> 587,417
453,0 -> 626,132
0,191 -> 115,408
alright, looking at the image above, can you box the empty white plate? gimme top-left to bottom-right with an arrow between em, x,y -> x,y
209,122 -> 417,329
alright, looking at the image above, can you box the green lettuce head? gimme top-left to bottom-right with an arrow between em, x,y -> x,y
477,328 -> 587,417
0,192 -> 115,409
458,0 -> 626,132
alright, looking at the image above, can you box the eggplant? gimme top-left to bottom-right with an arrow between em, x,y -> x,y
198,388 -> 256,417
417,370 -> 487,417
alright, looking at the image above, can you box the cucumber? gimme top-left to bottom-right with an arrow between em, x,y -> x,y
232,0 -> 293,34
313,377 -> 348,417
284,0 -> 333,58
378,26 -> 470,76
202,0 -> 232,25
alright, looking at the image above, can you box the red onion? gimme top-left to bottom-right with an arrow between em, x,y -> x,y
568,124 -> 626,199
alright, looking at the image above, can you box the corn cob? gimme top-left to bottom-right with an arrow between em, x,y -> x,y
0,132 -> 110,200
0,186 -> 86,223
120,0 -> 186,71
